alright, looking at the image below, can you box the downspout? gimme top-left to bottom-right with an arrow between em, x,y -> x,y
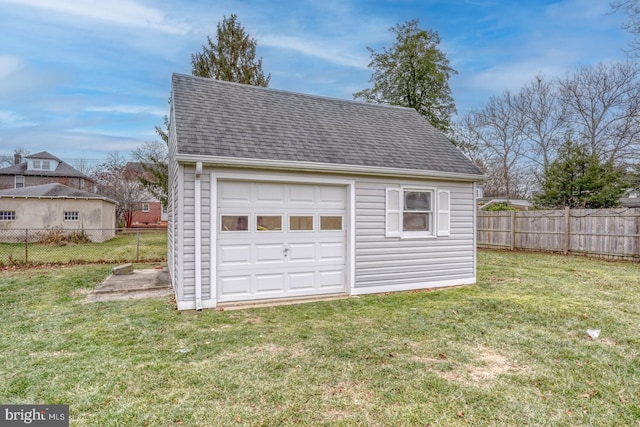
194,161 -> 203,311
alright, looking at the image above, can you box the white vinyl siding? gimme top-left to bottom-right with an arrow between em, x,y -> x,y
180,167 -> 212,303
357,179 -> 475,289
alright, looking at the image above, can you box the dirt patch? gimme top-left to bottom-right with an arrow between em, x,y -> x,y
413,345 -> 528,387
445,346 -> 527,386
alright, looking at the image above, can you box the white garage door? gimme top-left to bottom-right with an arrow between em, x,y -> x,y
216,181 -> 347,303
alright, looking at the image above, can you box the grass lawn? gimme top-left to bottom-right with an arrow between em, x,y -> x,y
0,230 -> 167,266
1,250 -> 639,426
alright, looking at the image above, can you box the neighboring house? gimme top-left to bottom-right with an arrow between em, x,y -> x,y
620,189 -> 640,208
130,200 -> 168,228
168,73 -> 485,311
125,162 -> 168,228
0,183 -> 116,242
0,151 -> 96,192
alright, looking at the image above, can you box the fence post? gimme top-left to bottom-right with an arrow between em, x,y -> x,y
510,210 -> 516,251
135,229 -> 140,262
564,207 -> 570,255
636,211 -> 640,260
25,229 -> 28,263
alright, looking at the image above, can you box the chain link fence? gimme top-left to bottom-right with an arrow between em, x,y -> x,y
0,228 -> 167,267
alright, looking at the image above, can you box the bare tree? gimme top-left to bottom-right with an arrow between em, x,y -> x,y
0,147 -> 30,167
465,90 -> 529,199
559,62 -> 640,164
611,0 -> 640,54
517,75 -> 568,177
93,152 -> 148,228
131,140 -> 168,207
0,154 -> 11,167
71,158 -> 98,177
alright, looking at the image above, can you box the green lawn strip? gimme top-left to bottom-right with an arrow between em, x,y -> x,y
0,231 -> 167,266
0,251 -> 639,426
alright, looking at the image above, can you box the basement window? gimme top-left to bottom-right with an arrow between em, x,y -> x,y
64,211 -> 79,221
0,211 -> 15,221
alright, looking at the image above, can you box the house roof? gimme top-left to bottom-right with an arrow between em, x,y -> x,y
620,197 -> 640,208
0,151 -> 95,181
0,183 -> 115,203
26,151 -> 62,161
171,73 -> 484,179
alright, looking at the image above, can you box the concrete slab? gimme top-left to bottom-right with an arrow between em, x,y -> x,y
87,267 -> 173,302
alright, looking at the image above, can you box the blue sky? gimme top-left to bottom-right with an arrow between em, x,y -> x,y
0,0 -> 632,165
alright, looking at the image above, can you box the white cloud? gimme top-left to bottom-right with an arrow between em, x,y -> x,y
1,0 -> 190,34
85,105 -> 167,117
0,55 -> 22,79
0,110 -> 35,128
261,34 -> 369,69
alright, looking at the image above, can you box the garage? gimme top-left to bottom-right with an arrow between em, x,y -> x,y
216,180 -> 348,303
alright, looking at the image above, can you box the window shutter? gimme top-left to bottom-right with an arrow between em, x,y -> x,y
437,190 -> 450,236
385,188 -> 401,237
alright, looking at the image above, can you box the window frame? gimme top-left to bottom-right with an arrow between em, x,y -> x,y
385,186 -> 450,239
15,175 -> 24,188
288,215 -> 314,232
401,188 -> 435,238
141,203 -> 150,212
320,215 -> 343,231
0,211 -> 16,221
256,214 -> 283,232
220,214 -> 250,232
64,211 -> 79,221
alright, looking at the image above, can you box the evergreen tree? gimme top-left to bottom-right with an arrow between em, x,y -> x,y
354,19 -> 457,132
191,14 -> 270,87
144,14 -> 270,204
534,141 -> 625,209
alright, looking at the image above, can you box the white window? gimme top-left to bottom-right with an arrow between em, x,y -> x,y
141,203 -> 150,212
15,175 -> 24,188
64,211 -> 79,221
0,211 -> 15,221
385,187 -> 450,238
33,160 -> 41,169
42,160 -> 51,170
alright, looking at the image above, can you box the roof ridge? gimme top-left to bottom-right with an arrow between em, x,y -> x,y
171,72 -> 415,113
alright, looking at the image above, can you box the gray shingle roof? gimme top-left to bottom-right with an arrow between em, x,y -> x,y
0,183 -> 114,203
0,151 -> 95,181
171,73 -> 483,177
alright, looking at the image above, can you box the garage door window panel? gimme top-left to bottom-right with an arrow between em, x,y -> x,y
290,215 -> 314,231
320,215 -> 343,231
256,215 -> 282,231
221,215 -> 249,231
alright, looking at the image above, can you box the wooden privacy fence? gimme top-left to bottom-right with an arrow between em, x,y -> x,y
477,208 -> 640,261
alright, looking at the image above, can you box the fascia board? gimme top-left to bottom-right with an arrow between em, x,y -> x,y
175,154 -> 485,182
